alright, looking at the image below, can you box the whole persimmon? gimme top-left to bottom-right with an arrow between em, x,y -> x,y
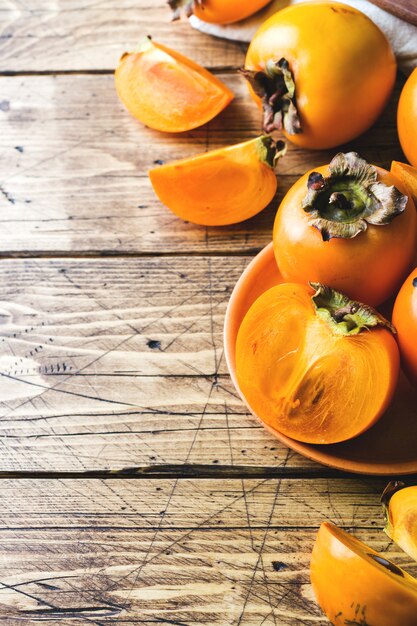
236,282 -> 399,445
273,152 -> 417,306
169,0 -> 272,23
115,37 -> 233,132
392,267 -> 417,384
398,68 -> 417,167
243,2 -> 396,149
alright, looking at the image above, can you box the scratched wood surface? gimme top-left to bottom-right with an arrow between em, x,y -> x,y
0,1 -> 415,624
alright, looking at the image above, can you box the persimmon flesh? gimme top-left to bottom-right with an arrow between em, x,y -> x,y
169,0 -> 272,24
383,482 -> 417,564
244,2 -> 396,148
391,161 -> 417,204
236,282 -> 399,444
311,522 -> 417,626
149,136 -> 282,226
115,37 -> 233,132
273,152 -> 417,307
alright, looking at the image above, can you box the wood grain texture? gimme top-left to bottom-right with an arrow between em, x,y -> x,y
0,73 -> 405,255
0,256 -> 319,471
0,478 -> 413,624
0,0 -> 246,72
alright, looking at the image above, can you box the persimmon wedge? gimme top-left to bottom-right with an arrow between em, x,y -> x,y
149,136 -> 283,226
383,482 -> 417,563
311,522 -> 417,626
235,282 -> 399,444
115,37 -> 234,132
391,161 -> 417,203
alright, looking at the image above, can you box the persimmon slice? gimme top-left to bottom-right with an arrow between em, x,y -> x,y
383,482 -> 417,563
149,136 -> 283,226
236,282 -> 399,444
311,522 -> 417,626
115,37 -> 234,132
391,161 -> 417,202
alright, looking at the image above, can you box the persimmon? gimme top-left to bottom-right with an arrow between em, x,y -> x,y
169,0 -> 272,23
391,161 -> 417,203
243,2 -> 396,149
311,522 -> 417,626
383,481 -> 417,563
273,152 -> 417,307
235,282 -> 399,445
149,136 -> 284,226
115,37 -> 233,132
398,68 -> 417,167
392,267 -> 417,384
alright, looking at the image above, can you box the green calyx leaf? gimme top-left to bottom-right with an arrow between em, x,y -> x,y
310,282 -> 396,336
241,58 -> 302,136
167,0 -> 202,20
303,152 -> 408,241
256,136 -> 287,171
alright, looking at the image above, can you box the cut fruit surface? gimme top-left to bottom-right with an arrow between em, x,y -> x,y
235,282 -> 399,444
149,136 -> 282,226
311,522 -> 417,626
383,482 -> 417,563
391,161 -> 417,203
115,37 -> 234,132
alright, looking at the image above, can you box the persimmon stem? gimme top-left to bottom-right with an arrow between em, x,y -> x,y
333,304 -> 359,322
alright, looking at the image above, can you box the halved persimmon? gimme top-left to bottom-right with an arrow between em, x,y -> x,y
383,481 -> 417,563
311,522 -> 417,626
169,0 -> 272,24
273,152 -> 417,307
149,136 -> 284,226
235,282 -> 399,444
115,37 -> 234,132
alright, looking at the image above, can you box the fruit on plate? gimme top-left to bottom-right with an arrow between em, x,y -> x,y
168,0 -> 272,23
273,152 -> 416,307
115,37 -> 234,132
392,268 -> 417,384
311,522 -> 417,626
398,68 -> 417,167
235,281 -> 399,445
383,482 -> 417,562
149,136 -> 284,226
391,161 -> 417,203
243,2 -> 396,149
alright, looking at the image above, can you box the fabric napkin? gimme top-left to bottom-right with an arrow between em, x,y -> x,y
189,0 -> 417,74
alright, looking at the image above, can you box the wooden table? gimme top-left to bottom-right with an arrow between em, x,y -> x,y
0,2 -> 415,624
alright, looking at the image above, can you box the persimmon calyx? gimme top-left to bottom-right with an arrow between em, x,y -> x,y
256,136 -> 286,171
310,282 -> 396,336
303,152 -> 408,241
241,58 -> 301,135
168,0 -> 201,20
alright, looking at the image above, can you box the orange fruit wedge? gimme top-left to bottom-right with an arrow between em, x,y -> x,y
383,482 -> 417,563
391,161 -> 417,202
311,522 -> 417,626
115,37 -> 234,132
149,136 -> 283,226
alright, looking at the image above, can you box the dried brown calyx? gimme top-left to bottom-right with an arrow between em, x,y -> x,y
241,58 -> 301,135
256,136 -> 287,171
168,0 -> 202,20
303,152 -> 408,241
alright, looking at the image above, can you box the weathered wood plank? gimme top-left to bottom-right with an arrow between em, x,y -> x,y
0,255 -> 318,471
0,0 -> 246,72
0,478 -> 413,624
0,74 -> 404,255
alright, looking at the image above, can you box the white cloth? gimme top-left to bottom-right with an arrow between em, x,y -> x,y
190,0 -> 417,74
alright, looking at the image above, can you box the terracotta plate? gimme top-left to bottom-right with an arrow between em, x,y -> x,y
224,242 -> 417,475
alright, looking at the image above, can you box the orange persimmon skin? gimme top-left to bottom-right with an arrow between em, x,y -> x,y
148,138 -> 278,226
245,2 -> 396,149
193,0 -> 272,24
235,283 -> 399,445
311,522 -> 417,626
273,166 -> 417,306
393,268 -> 417,385
115,39 -> 233,132
398,68 -> 417,167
